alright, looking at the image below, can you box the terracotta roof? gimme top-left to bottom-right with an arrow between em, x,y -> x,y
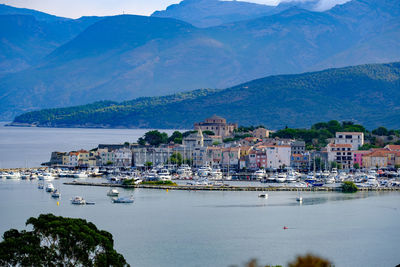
385,145 -> 400,151
364,150 -> 400,157
292,154 -> 305,157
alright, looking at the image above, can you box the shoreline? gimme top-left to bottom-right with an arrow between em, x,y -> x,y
64,181 -> 400,192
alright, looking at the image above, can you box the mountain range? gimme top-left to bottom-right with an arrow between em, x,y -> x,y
1,0 -> 400,121
12,62 -> 400,129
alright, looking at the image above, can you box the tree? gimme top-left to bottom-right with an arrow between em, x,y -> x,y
288,254 -> 331,267
372,126 -> 389,136
106,161 -> 113,166
342,181 -> 358,193
143,130 -> 168,146
169,152 -> 183,166
202,130 -> 215,136
330,161 -> 338,169
0,214 -> 128,267
138,137 -> 146,146
354,163 -> 360,169
145,161 -> 153,167
168,131 -> 183,144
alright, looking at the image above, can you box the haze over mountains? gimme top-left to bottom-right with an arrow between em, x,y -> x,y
1,0 -> 400,122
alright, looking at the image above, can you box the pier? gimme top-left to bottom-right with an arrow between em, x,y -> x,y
64,181 -> 400,192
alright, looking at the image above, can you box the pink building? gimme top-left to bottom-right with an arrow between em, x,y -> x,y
353,151 -> 370,167
256,150 -> 268,169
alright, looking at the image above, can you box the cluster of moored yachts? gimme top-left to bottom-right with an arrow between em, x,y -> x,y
2,165 -> 400,189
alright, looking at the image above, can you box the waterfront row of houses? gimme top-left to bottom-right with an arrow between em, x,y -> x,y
45,116 -> 400,170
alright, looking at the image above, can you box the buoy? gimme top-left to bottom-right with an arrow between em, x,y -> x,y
57,201 -> 59,206
166,189 -> 169,193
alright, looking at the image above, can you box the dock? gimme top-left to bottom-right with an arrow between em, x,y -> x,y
64,181 -> 400,192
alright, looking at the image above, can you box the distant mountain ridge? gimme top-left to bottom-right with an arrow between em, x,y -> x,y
12,62 -> 400,129
1,0 -> 400,120
151,0 -> 332,27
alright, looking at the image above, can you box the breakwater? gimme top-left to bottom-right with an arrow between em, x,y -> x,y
64,181 -> 400,192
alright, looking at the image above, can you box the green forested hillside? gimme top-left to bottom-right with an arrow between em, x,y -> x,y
12,62 -> 400,129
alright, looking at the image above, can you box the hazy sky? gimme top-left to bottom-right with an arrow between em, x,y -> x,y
0,0 -> 350,18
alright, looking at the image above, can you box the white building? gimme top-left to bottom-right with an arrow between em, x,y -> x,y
264,145 -> 291,169
114,148 -> 132,167
335,132 -> 364,150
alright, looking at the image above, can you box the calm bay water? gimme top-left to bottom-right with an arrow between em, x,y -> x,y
0,122 -> 175,168
0,178 -> 399,267
1,124 -> 400,266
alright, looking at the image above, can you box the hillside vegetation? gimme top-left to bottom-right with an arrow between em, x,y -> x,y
12,62 -> 400,129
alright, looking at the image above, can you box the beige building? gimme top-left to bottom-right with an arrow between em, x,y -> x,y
252,127 -> 270,139
194,115 -> 237,137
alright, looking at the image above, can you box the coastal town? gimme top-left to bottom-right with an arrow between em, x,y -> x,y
4,115 -> 389,190
44,115 -> 400,172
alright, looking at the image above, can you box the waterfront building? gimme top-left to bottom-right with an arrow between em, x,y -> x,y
114,148 -> 132,167
291,140 -> 306,155
194,115 -> 237,137
256,150 -> 268,169
353,150 -> 370,168
132,146 -> 174,167
244,151 -> 257,170
327,143 -> 353,169
290,153 -> 310,171
221,147 -> 240,170
48,152 -> 66,166
264,145 -> 291,169
335,132 -> 364,150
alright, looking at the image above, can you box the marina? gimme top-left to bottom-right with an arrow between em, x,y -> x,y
0,177 -> 399,267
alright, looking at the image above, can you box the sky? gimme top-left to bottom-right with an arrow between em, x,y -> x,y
0,0 -> 350,19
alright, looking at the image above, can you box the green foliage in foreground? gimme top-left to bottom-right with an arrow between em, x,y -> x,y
0,214 -> 129,267
141,180 -> 177,186
342,181 -> 358,193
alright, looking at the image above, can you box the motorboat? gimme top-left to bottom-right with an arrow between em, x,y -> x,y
325,175 -> 335,184
38,172 -> 54,180
71,196 -> 86,205
366,176 -> 379,187
6,172 -> 20,179
144,169 -> 159,181
112,196 -> 134,203
286,171 -> 297,183
51,189 -> 61,198
45,183 -> 55,192
296,196 -> 303,202
107,188 -> 120,197
275,173 -> 287,183
254,169 -> 266,179
210,169 -> 223,180
258,193 -> 268,198
197,166 -> 212,177
158,169 -> 172,181
73,171 -> 88,178
38,183 -> 44,189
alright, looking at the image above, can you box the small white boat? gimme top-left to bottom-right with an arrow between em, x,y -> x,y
275,173 -> 287,183
73,172 -> 88,178
51,189 -> 61,198
6,172 -> 20,179
71,196 -> 86,205
112,196 -> 134,203
45,183 -> 55,192
258,193 -> 268,198
107,188 -> 120,197
254,169 -> 266,179
296,196 -> 303,202
158,169 -> 172,181
38,183 -> 44,189
38,172 -> 54,180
